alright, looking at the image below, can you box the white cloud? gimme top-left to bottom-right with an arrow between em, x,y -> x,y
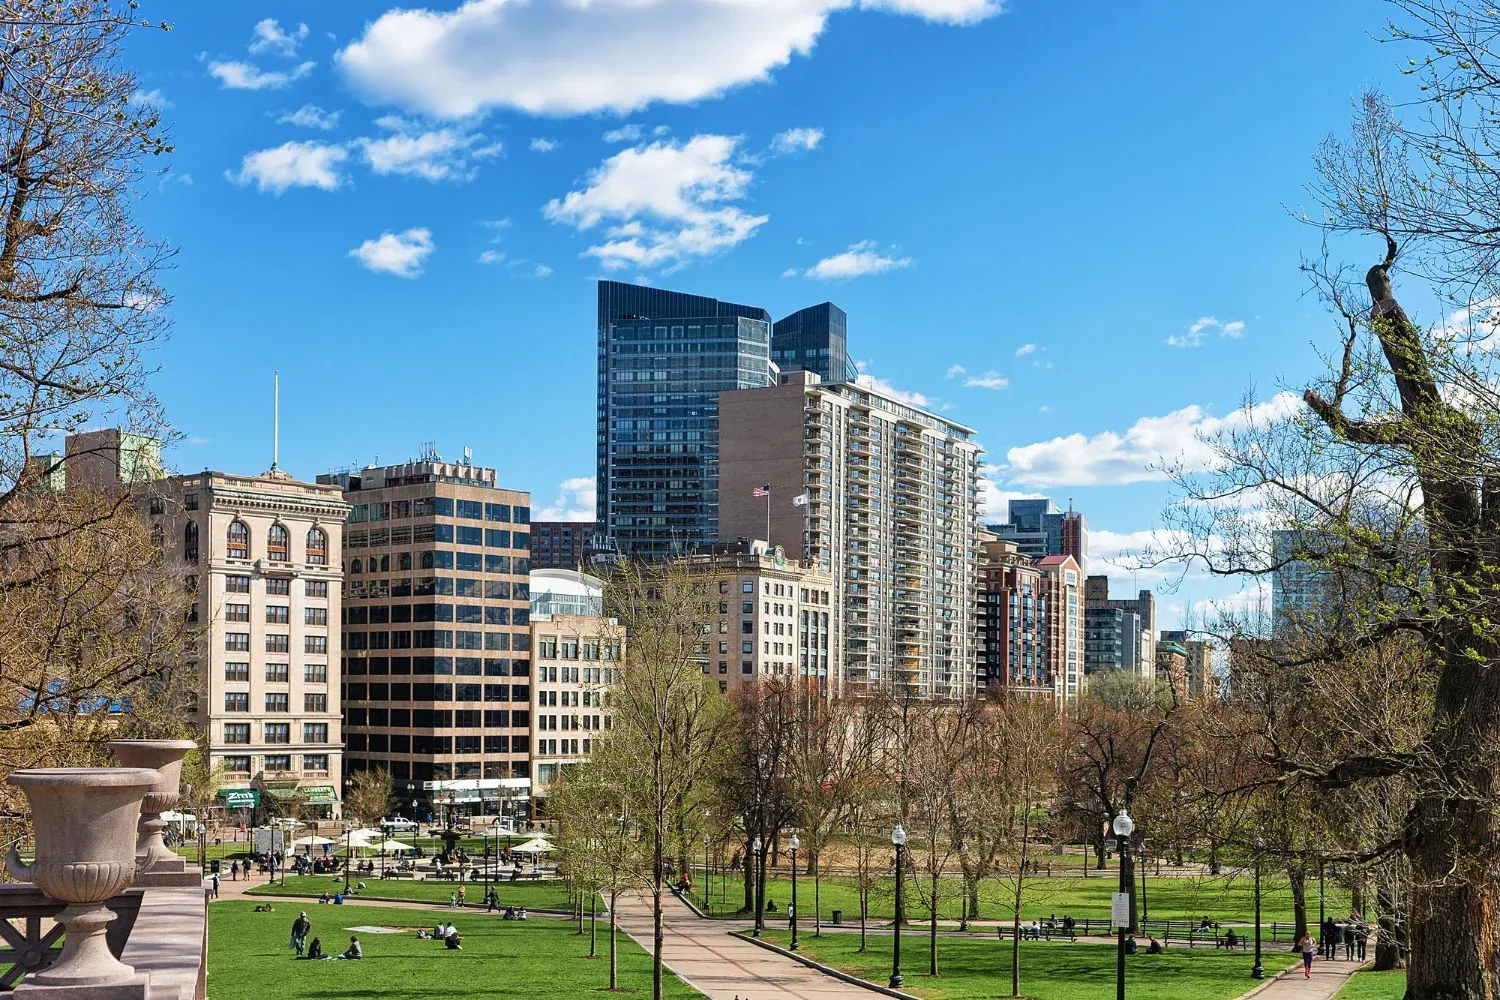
963,370 -> 1009,390
1003,392 -> 1302,488
804,241 -> 911,280
130,88 -> 170,108
249,18 -> 309,57
780,267 -> 799,278
1014,343 -> 1036,357
530,137 -> 560,152
527,263 -> 554,278
603,124 -> 645,143
945,364 -> 966,379
977,468 -> 1044,521
537,476 -> 597,522
277,104 -> 341,130
772,126 -> 823,153
348,227 -> 435,278
1166,315 -> 1246,349
544,134 -> 767,271
209,60 -> 315,90
226,141 -> 348,193
1435,296 -> 1500,349
356,122 -> 501,182
854,373 -> 932,409
478,250 -> 506,264
336,0 -> 1001,119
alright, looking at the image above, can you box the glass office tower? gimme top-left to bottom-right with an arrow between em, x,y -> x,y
596,280 -> 774,560
772,302 -> 857,382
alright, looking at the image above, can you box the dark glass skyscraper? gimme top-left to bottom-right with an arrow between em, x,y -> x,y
596,280 -> 773,560
771,302 -> 856,382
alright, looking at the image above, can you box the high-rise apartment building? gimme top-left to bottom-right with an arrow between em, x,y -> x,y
975,541 -> 1082,697
1083,606 -> 1142,677
595,280 -> 775,560
1271,529 -> 1333,633
718,371 -> 981,696
772,302 -> 857,383
319,456 -> 533,820
530,520 -> 593,570
1083,575 -> 1156,679
1159,629 -> 1213,699
990,498 -> 1088,572
63,431 -> 348,818
529,569 -> 622,814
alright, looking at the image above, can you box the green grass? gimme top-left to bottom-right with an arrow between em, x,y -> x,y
756,929 -> 1301,1000
1332,970 -> 1406,1000
206,900 -> 697,1000
693,868 -> 1351,929
246,874 -> 573,911
172,842 -> 256,864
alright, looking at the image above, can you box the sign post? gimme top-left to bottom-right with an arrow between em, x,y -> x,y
1110,892 -> 1130,930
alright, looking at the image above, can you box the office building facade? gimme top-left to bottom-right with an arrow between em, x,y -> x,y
1083,575 -> 1155,678
1159,629 -> 1213,699
990,498 -> 1088,572
1271,529 -> 1333,633
718,371 -> 981,696
530,520 -> 593,570
772,302 -> 856,383
975,541 -> 1082,697
320,456 -> 533,819
1084,606 -> 1142,677
595,280 -> 775,560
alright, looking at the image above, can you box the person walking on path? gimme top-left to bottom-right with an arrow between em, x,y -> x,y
290,912 -> 311,956
1343,924 -> 1355,961
1320,918 -> 1337,960
1297,933 -> 1317,979
1356,925 -> 1368,962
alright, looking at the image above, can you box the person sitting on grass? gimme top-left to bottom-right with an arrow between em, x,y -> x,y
335,936 -> 362,960
445,928 -> 462,950
503,907 -> 517,920
517,908 -> 528,920
254,904 -> 275,913
1124,935 -> 1138,956
1146,936 -> 1163,954
306,938 -> 323,960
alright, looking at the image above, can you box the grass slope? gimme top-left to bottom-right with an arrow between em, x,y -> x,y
1332,970 -> 1407,1000
206,900 -> 698,1000
756,929 -> 1301,1000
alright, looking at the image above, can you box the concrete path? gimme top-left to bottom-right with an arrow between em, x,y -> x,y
1247,957 -> 1365,999
616,892 -> 888,1000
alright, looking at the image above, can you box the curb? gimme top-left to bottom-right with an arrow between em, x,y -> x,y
732,930 -> 924,1000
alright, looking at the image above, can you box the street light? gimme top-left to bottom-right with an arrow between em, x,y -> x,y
890,823 -> 907,989
1251,838 -> 1264,980
343,822 -> 352,894
703,833 -> 712,914
752,836 -> 765,937
789,833 -> 801,951
1113,808 -> 1135,1000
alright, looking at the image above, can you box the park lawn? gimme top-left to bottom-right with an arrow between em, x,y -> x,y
246,874 -> 574,911
756,929 -> 1301,1000
694,868 -> 1350,929
205,900 -> 699,1000
172,842 -> 255,864
1332,970 -> 1407,1000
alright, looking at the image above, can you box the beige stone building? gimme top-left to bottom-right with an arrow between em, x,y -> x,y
718,371 -> 981,697
63,431 -> 348,818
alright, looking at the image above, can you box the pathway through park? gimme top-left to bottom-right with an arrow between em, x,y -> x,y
1251,956 -> 1363,1000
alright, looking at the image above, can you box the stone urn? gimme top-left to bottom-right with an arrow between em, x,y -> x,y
4,767 -> 158,988
108,739 -> 199,872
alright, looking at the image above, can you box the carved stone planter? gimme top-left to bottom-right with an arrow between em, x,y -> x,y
4,767 -> 158,989
107,740 -> 198,874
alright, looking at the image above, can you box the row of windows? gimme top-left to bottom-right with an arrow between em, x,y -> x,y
223,522 -> 328,564
347,707 -> 529,730
537,713 -> 607,732
345,630 -> 528,651
347,603 -> 525,626
224,634 -> 328,654
346,682 -> 530,703
224,693 -> 328,713
537,738 -> 588,757
534,638 -> 621,660
223,576 -> 328,598
536,665 -> 614,684
222,753 -> 329,775
349,499 -> 531,524
345,733 -> 530,756
224,604 -> 327,626
346,573 -> 529,599
224,662 -> 328,683
344,655 -> 530,677
223,723 -> 328,744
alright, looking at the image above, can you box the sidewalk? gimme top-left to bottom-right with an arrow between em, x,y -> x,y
1245,957 -> 1364,1000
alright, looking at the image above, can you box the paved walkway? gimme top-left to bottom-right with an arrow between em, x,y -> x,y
1246,957 -> 1365,1000
616,892 -> 887,1000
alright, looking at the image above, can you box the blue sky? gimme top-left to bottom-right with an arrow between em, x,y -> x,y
125,0 -> 1403,626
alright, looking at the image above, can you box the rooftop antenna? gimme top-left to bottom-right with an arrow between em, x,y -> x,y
271,371 -> 280,472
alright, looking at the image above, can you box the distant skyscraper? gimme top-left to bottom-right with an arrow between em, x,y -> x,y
990,498 -> 1087,572
1271,529 -> 1333,633
1083,574 -> 1155,678
772,302 -> 856,382
530,520 -> 593,570
595,280 -> 774,560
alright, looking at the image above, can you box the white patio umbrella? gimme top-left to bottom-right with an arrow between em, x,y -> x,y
347,828 -> 382,848
375,840 -> 414,853
291,835 -> 336,848
511,837 -> 555,854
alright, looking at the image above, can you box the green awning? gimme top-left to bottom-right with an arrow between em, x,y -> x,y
262,786 -> 303,801
301,785 -> 338,804
218,788 -> 260,809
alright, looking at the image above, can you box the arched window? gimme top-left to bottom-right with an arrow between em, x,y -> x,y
379,555 -> 390,572
184,521 -> 199,560
351,558 -> 363,575
398,553 -> 412,571
226,520 -> 249,560
420,552 -> 435,570
306,527 -> 328,566
267,523 -> 289,562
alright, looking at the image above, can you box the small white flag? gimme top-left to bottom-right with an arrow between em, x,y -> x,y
792,492 -> 810,506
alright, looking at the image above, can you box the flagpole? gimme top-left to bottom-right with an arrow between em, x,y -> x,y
766,490 -> 771,546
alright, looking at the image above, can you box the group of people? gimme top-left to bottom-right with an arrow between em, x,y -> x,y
288,912 -> 362,961
418,921 -> 463,950
1319,917 -> 1370,962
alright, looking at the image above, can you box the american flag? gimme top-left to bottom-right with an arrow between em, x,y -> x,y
752,484 -> 771,497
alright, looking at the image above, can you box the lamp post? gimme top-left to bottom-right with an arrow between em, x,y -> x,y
703,833 -> 712,914
752,836 -> 765,937
1139,836 -> 1148,922
1318,860 -> 1325,933
789,833 -> 801,951
343,823 -> 352,894
1113,808 -> 1135,1000
1251,839 -> 1264,979
890,824 -> 907,989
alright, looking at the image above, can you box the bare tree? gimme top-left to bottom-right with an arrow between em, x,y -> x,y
344,768 -> 395,829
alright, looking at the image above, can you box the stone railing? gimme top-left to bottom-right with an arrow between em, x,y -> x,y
0,740 -> 208,999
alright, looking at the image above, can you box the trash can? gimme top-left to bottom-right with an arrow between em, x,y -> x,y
831,909 -> 842,925
210,859 -> 221,874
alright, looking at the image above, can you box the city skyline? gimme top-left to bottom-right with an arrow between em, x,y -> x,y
107,1 -> 1392,629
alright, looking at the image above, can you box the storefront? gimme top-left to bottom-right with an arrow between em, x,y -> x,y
217,787 -> 261,828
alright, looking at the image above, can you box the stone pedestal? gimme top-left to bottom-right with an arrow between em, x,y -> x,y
15,971 -> 153,999
130,870 -> 204,889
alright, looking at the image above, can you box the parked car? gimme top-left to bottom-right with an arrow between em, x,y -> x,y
379,817 -> 417,831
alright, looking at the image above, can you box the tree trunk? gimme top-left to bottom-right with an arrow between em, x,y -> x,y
968,876 -> 980,924
814,870 -> 822,938
1288,868 -> 1308,944
590,890 -> 598,958
742,841 -> 754,913
609,888 -> 619,990
1373,880 -> 1405,972
1094,831 -> 1107,871
929,873 -> 939,977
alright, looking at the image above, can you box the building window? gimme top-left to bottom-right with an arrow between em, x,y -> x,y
185,493 -> 199,511
305,663 -> 327,683
184,521 -> 198,560
223,693 -> 248,712
224,723 -> 250,744
226,574 -> 250,594
266,635 -> 289,654
266,605 -> 289,624
225,633 -> 249,652
267,523 -> 289,562
305,580 -> 328,598
305,607 -> 327,626
266,578 -> 290,597
264,724 -> 290,746
264,754 -> 292,772
226,520 -> 249,560
303,723 -> 329,744
224,662 -> 249,681
306,527 -> 328,565
742,582 -> 753,593
225,603 -> 250,623
266,663 -> 289,682
266,693 -> 289,713
305,636 -> 327,654
305,693 -> 327,712
303,754 -> 329,774
224,755 -> 250,774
